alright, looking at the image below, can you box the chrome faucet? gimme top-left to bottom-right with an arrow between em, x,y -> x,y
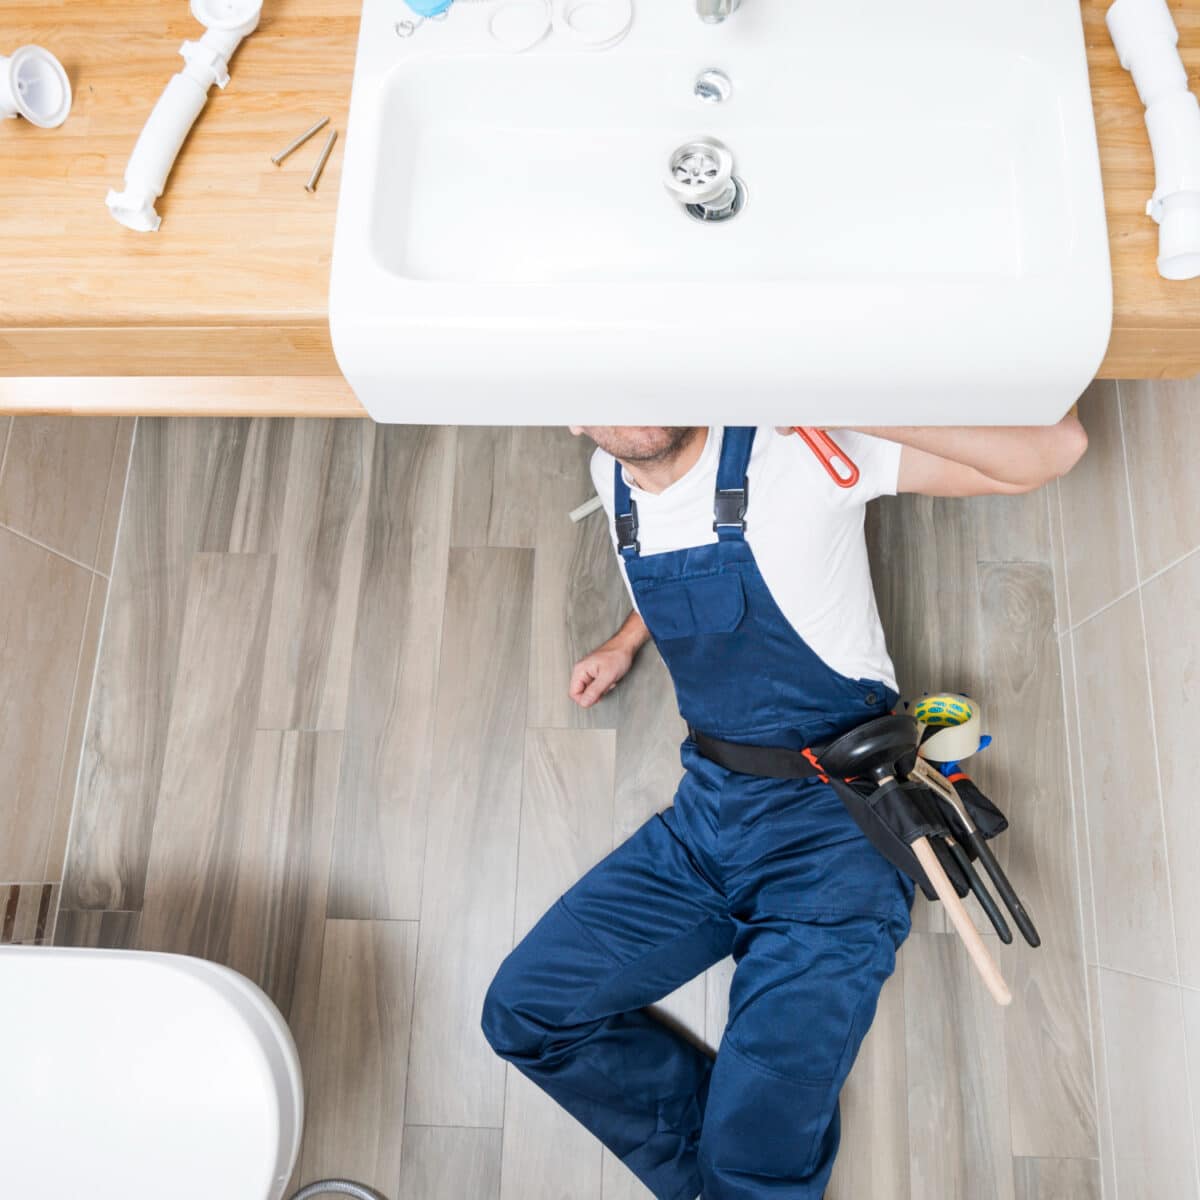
697,0 -> 740,22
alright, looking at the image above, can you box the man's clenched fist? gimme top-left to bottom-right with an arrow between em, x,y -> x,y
569,645 -> 634,709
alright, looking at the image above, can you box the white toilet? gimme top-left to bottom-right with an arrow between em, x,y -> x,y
0,946 -> 304,1200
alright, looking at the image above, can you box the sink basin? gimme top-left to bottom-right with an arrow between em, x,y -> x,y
330,0 -> 1112,424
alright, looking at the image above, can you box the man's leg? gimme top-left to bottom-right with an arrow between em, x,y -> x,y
482,804 -> 734,1200
697,782 -> 914,1200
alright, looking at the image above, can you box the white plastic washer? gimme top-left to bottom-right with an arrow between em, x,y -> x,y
490,0 -> 553,52
552,0 -> 634,49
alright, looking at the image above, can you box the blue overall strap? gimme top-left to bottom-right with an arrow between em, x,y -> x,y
613,459 -> 640,559
713,426 -> 755,540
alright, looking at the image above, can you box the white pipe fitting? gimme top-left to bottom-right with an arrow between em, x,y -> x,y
1107,0 -> 1200,280
0,45 -> 72,128
106,0 -> 262,232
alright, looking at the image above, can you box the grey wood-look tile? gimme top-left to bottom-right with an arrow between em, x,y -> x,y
527,430 -> 628,730
0,415 -> 121,566
1057,382 -> 1137,625
227,418 -> 294,554
407,547 -> 533,1127
1088,965 -> 1118,1200
143,726 -> 339,1075
1047,484 -> 1071,635
1012,1157 -> 1101,1200
969,489 -> 1052,565
137,552 -> 275,953
54,908 -> 141,949
514,729 -> 616,938
1098,968 -> 1199,1200
63,419 -> 262,910
94,417 -> 135,576
827,959 -> 910,1200
2,882 -> 57,944
867,493 -> 988,699
979,563 -> 1095,1157
1074,593 -> 1176,982
1142,552 -> 1200,989
327,425 -> 457,920
43,573 -> 108,881
1120,378 -> 1200,579
705,955 -> 736,1049
602,1150 -> 655,1200
501,729 -> 613,1200
399,1126 -> 503,1200
1060,634 -> 1099,966
649,973 -> 708,1054
1183,986 -> 1200,1198
258,420 -> 375,731
298,919 -> 418,1194
903,932 -> 1015,1200
0,527 -> 92,881
451,426 -> 540,549
613,643 -> 686,846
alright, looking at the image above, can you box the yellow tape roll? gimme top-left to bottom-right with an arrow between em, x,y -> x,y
913,693 -> 983,763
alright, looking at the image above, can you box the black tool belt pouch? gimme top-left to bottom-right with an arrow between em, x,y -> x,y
829,772 -> 1008,902
949,774 -> 1009,843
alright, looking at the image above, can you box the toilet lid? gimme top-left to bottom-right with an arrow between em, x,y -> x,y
0,948 -> 303,1200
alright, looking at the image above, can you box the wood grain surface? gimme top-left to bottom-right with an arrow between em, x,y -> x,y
1,0 -> 1199,398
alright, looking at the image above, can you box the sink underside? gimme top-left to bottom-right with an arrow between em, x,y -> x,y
331,0 -> 1112,424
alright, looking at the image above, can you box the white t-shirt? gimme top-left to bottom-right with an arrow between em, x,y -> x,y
591,427 -> 901,694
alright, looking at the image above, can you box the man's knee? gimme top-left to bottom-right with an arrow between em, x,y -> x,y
480,951 -> 544,1063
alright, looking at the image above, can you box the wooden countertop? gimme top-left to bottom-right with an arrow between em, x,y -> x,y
1,0 -> 1198,415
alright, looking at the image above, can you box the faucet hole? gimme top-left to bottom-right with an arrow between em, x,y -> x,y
695,69 -> 733,104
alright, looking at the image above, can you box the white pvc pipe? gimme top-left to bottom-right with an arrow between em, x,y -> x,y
1107,0 -> 1200,280
106,0 -> 262,232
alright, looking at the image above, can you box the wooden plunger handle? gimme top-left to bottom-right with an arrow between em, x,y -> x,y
911,836 -> 1013,1007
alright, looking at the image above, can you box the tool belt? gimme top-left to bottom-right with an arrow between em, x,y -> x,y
688,723 -> 1009,905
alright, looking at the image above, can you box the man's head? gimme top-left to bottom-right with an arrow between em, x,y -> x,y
570,426 -> 704,466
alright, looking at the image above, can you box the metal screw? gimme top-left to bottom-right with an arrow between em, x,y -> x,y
305,129 -> 338,194
270,117 -> 330,166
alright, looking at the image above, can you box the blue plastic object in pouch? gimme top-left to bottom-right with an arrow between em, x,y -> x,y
404,0 -> 454,14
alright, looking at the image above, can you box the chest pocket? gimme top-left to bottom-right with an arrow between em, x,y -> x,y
634,572 -> 747,641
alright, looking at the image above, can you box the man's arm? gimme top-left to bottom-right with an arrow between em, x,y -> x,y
856,413 -> 1089,497
569,610 -> 652,709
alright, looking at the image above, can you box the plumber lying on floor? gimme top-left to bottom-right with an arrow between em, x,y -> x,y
482,419 -> 1087,1200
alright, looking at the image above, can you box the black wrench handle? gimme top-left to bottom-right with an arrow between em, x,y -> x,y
943,837 -> 1012,944
965,831 -> 1041,948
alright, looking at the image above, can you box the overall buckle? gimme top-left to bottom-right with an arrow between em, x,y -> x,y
615,499 -> 640,553
713,482 -> 748,532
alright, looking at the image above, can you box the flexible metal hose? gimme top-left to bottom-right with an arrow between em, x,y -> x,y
287,1182 -> 386,1200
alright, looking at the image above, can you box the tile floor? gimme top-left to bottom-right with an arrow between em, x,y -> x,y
51,418 -> 1103,1198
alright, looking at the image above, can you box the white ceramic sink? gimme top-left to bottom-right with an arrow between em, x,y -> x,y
330,0 -> 1112,424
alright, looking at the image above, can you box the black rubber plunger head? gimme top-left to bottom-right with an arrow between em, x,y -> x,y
818,714 -> 920,781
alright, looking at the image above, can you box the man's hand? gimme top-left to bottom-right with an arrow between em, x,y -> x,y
570,645 -> 635,708
568,610 -> 651,709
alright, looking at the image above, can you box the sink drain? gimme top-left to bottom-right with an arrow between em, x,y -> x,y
665,138 -> 747,223
684,176 -> 748,222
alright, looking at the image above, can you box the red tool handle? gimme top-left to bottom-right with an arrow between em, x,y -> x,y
793,427 -> 860,489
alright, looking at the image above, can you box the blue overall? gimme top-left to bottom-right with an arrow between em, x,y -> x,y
482,428 -> 914,1200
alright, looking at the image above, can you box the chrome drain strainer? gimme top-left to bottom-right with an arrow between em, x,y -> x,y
665,137 -> 746,223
